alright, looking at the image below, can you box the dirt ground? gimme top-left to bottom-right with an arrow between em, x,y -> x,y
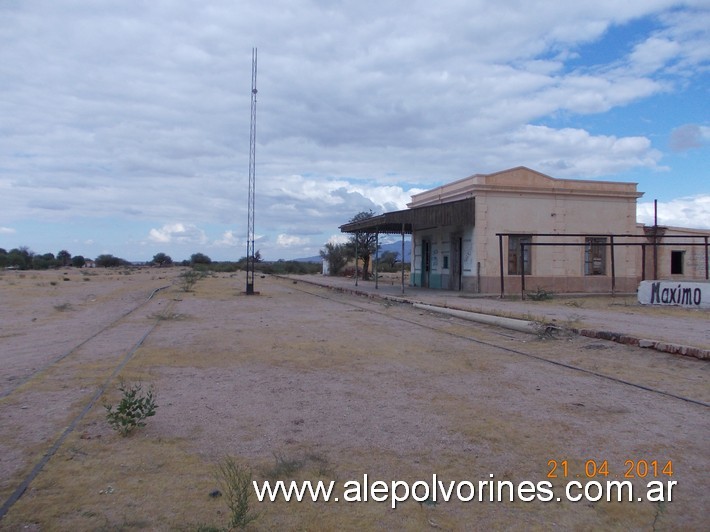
0,268 -> 708,531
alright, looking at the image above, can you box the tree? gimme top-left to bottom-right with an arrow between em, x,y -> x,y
57,250 -> 72,267
33,253 -> 57,270
378,250 -> 400,272
346,211 -> 379,280
72,255 -> 86,268
7,247 -> 32,270
236,250 -> 261,269
95,254 -> 127,268
190,252 -> 212,265
320,242 -> 348,276
152,252 -> 173,267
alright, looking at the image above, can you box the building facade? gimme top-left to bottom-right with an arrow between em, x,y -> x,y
341,167 -> 709,295
409,167 -> 646,293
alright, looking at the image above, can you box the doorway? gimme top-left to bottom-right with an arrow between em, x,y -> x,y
450,234 -> 463,290
421,239 -> 431,288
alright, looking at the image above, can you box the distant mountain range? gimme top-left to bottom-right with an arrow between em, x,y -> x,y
295,240 -> 412,263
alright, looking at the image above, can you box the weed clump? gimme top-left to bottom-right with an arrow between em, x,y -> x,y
179,270 -> 204,292
104,380 -> 157,436
216,457 -> 259,529
526,287 -> 553,301
261,452 -> 305,479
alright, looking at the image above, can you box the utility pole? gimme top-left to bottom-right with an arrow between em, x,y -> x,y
245,47 -> 257,295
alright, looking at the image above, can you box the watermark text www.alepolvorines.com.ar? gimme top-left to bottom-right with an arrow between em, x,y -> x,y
252,474 -> 677,508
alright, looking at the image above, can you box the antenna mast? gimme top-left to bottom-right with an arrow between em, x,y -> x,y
245,47 -> 257,294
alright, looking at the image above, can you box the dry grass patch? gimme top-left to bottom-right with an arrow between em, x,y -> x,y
2,273 -> 706,530
3,428 -> 222,530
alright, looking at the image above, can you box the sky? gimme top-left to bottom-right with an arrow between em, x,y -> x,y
1,0 -> 708,262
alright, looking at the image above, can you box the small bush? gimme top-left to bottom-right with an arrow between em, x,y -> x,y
217,457 -> 259,529
179,270 -> 204,292
526,287 -> 553,301
148,310 -> 185,321
105,380 -> 157,436
261,452 -> 305,479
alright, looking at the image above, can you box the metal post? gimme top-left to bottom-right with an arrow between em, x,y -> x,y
705,236 -> 709,280
401,224 -> 405,294
375,230 -> 379,289
520,242 -> 526,300
498,234 -> 505,298
653,199 -> 658,280
355,231 -> 359,287
610,235 -> 615,294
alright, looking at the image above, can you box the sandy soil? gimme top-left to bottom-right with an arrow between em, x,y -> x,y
0,268 -> 708,530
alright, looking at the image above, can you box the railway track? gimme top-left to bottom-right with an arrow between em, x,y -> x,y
0,285 -> 170,401
280,278 -> 710,409
1,275 -> 706,523
0,284 -> 173,520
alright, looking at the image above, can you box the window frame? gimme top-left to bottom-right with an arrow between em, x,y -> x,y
584,237 -> 607,276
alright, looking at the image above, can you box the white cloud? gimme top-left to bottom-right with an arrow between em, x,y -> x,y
629,37 -> 682,74
148,223 -> 207,245
0,227 -> 16,235
258,174 -> 422,228
0,1 -> 707,260
276,234 -> 310,248
638,195 -> 710,229
326,234 -> 350,246
492,125 -> 663,177
214,230 -> 241,247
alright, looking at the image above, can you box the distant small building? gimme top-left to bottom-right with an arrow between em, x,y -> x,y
340,166 -> 709,295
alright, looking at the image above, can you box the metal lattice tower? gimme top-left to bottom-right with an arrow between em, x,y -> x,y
245,47 -> 257,294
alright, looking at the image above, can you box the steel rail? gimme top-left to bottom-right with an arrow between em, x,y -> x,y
282,279 -> 709,409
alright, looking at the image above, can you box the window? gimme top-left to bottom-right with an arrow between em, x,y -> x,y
584,237 -> 607,275
508,235 -> 531,275
443,255 -> 449,269
671,251 -> 684,275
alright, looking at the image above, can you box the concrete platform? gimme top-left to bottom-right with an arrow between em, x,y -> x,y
283,274 -> 710,360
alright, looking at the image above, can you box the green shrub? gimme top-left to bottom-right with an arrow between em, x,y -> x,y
217,457 -> 259,529
179,270 -> 204,292
526,287 -> 553,301
105,380 -> 157,436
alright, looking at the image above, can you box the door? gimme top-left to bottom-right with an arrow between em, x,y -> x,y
450,234 -> 462,291
421,239 -> 431,288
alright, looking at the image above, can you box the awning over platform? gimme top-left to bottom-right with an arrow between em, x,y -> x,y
339,197 -> 475,235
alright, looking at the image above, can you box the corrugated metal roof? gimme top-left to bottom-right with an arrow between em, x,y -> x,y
340,197 -> 475,234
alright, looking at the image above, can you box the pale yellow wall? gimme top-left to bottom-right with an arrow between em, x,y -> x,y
476,191 -> 639,277
410,167 -> 646,294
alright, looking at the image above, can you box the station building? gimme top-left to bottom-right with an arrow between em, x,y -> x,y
340,167 -> 709,296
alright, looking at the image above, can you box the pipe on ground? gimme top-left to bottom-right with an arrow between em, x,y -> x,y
413,303 -> 546,335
